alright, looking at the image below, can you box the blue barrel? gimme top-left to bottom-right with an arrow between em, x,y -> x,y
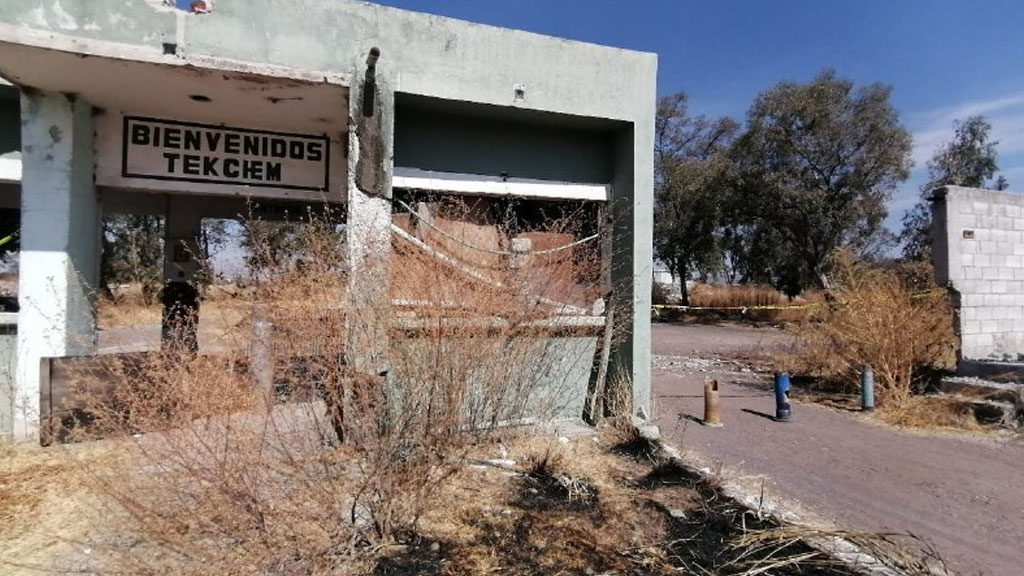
774,372 -> 792,422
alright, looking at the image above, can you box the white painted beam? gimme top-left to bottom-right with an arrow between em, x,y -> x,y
393,167 -> 609,202
0,157 -> 20,184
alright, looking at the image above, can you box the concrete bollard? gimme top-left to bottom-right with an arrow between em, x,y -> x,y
704,379 -> 723,427
774,372 -> 792,422
861,364 -> 875,412
251,311 -> 274,393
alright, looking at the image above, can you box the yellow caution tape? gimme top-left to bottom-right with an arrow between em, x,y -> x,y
651,302 -> 822,312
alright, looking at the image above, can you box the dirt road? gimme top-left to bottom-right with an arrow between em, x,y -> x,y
651,322 -> 1024,576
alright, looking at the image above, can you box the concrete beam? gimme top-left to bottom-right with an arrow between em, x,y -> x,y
15,90 -> 98,439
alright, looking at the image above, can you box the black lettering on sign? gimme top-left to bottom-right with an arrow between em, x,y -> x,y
203,156 -> 219,177
243,160 -> 262,180
182,154 -> 201,176
224,134 -> 241,154
270,139 -> 287,158
184,130 -> 202,151
132,123 -> 151,145
266,163 -> 282,182
307,142 -> 323,162
223,158 -> 239,179
123,116 -> 331,191
205,131 -> 222,152
164,128 -> 182,149
163,152 -> 180,173
243,135 -> 260,156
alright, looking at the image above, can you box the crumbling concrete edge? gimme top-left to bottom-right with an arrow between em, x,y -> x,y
632,418 -> 907,576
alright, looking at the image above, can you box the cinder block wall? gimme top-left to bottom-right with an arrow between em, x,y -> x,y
932,186 -> 1024,361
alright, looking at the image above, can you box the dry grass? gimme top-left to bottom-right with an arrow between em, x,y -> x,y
0,440 -> 129,575
690,283 -> 797,308
787,251 -> 957,412
875,396 -> 986,432
0,427 -> 946,576
655,283 -> 823,324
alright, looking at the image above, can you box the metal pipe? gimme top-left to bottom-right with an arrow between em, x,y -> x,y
861,364 -> 876,412
774,372 -> 792,422
362,47 -> 381,117
704,379 -> 722,427
366,46 -> 381,69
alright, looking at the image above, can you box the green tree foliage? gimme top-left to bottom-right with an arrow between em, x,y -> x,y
729,70 -> 913,295
900,115 -> 1008,262
102,216 -> 231,301
653,92 -> 738,304
101,215 -> 164,303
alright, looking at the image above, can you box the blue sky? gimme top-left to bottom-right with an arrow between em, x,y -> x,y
368,0 -> 1024,232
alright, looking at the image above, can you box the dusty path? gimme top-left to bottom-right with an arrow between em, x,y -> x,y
651,322 -> 1024,576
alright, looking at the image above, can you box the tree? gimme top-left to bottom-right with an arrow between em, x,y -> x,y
900,115 -> 1007,261
653,92 -> 739,304
729,70 -> 912,295
101,215 -> 164,302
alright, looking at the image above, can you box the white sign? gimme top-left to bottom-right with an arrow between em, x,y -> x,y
121,116 -> 330,192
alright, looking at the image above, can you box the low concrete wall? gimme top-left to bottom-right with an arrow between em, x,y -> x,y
0,313 -> 17,436
932,186 -> 1024,361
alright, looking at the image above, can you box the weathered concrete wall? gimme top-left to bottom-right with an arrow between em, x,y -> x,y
933,186 -> 1024,361
0,0 -> 175,47
0,313 -> 17,436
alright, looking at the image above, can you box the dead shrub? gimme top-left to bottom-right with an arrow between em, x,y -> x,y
875,396 -> 984,431
63,197 -> 609,574
791,250 -> 956,409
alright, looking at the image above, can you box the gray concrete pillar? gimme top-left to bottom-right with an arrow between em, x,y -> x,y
345,51 -> 393,375
610,125 -> 653,419
164,196 -> 204,283
162,196 -> 203,352
15,91 -> 99,439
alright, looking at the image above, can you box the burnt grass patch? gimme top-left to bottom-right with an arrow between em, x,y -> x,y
515,452 -> 601,513
367,440 -> 915,576
642,462 -> 851,575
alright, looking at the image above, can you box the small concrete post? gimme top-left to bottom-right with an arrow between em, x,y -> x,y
861,364 -> 875,412
703,379 -> 722,427
250,310 -> 274,393
773,372 -> 792,422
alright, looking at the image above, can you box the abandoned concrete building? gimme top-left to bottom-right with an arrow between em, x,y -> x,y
0,1 -> 657,440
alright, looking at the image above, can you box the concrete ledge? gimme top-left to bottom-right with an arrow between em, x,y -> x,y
956,359 -> 1024,383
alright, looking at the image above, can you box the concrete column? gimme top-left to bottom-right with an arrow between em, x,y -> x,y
163,196 -> 204,283
610,124 -> 653,419
15,91 -> 99,439
345,51 -> 393,375
162,196 -> 203,353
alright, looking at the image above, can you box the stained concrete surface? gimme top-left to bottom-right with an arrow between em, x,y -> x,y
651,321 -> 1024,576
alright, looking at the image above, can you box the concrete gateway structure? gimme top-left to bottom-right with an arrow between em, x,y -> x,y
0,1 -> 656,440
